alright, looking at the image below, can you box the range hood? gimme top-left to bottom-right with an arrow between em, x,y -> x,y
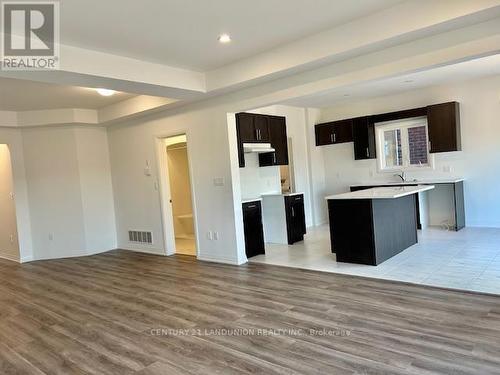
243,143 -> 275,154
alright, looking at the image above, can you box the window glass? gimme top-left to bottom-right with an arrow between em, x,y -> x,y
408,126 -> 428,165
383,129 -> 402,168
376,117 -> 431,171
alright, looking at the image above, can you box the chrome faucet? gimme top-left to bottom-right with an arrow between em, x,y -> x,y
394,171 -> 406,182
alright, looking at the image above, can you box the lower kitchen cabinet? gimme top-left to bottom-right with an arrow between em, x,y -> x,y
285,194 -> 307,244
242,201 -> 265,258
262,193 -> 306,245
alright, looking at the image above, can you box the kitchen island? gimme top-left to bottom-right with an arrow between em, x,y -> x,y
326,185 -> 434,265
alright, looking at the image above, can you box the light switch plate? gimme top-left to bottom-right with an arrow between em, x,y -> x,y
213,177 -> 224,186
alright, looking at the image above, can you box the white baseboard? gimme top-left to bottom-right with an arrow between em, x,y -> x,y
20,255 -> 33,263
197,254 -> 242,265
0,253 -> 20,263
25,248 -> 115,262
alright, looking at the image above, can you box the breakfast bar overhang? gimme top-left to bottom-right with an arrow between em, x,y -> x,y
326,185 -> 435,265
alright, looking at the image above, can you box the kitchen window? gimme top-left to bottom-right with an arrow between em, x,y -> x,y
375,117 -> 433,172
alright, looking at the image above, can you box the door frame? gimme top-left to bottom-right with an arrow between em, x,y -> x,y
0,143 -> 20,262
154,131 -> 200,257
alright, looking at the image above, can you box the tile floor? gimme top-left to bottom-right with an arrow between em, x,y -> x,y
250,225 -> 500,295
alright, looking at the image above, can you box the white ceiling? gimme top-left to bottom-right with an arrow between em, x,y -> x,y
0,78 -> 135,111
283,54 -> 500,108
61,0 -> 401,71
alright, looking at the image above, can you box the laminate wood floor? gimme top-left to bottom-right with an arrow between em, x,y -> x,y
0,250 -> 499,375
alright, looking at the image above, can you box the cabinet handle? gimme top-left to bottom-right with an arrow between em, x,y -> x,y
428,141 -> 432,151
291,207 -> 295,217
273,154 -> 276,164
366,147 -> 369,157
333,133 -> 336,143
330,133 -> 334,143
247,204 -> 256,208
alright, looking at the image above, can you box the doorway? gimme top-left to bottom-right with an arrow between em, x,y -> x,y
163,135 -> 197,256
0,144 -> 20,262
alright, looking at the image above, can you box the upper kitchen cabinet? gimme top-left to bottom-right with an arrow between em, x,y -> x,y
259,115 -> 289,167
236,112 -> 270,168
315,119 -> 353,146
427,102 -> 461,153
352,116 -> 376,160
236,112 -> 289,168
236,112 -> 270,143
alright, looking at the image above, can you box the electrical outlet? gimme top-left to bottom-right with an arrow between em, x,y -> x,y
10,235 -> 14,243
206,231 -> 213,240
213,232 -> 219,241
48,234 -> 54,241
443,165 -> 451,173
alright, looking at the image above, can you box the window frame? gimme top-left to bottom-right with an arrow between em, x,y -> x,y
375,117 -> 435,173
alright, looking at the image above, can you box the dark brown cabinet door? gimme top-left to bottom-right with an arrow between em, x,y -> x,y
259,116 -> 289,166
427,102 -> 461,153
253,115 -> 270,142
242,201 -> 265,258
334,119 -> 353,143
236,112 -> 256,142
352,116 -> 376,160
315,120 -> 353,146
285,195 -> 306,245
315,123 -> 335,146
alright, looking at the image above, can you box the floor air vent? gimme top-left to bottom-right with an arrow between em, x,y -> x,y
128,231 -> 153,244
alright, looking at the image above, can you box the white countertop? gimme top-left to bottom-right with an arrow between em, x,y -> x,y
350,178 -> 464,187
242,198 -> 262,204
261,192 -> 304,197
325,185 -> 435,200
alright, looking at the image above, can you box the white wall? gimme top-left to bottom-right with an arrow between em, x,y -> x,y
239,153 -> 281,199
0,145 -> 20,261
317,75 -> 500,228
22,126 -> 116,259
107,107 -> 244,264
74,127 -> 117,252
305,108 -> 328,225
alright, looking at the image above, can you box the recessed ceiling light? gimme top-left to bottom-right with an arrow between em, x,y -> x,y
343,94 -> 350,97
218,34 -> 231,43
404,79 -> 414,83
96,88 -> 116,96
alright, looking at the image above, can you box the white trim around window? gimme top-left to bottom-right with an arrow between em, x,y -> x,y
375,117 -> 435,173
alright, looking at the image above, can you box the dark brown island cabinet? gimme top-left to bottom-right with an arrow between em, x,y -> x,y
236,112 -> 289,168
315,101 -> 461,157
242,200 -> 265,259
